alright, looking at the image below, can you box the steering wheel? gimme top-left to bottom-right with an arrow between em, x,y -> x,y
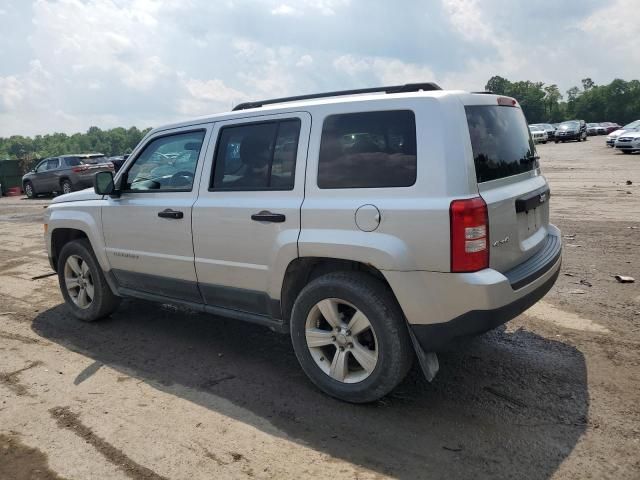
169,170 -> 195,187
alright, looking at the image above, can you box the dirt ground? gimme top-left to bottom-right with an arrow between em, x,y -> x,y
0,139 -> 639,480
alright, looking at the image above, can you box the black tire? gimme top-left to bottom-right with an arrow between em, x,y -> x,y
61,179 -> 73,195
542,141 -> 547,144
290,272 -> 414,403
555,140 -> 559,144
24,181 -> 36,199
57,239 -> 120,322
622,150 -> 631,154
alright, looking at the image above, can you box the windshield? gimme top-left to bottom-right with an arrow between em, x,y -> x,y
623,120 -> 640,129
529,125 -> 541,131
587,123 -> 598,127
559,122 -> 579,130
466,105 -> 538,183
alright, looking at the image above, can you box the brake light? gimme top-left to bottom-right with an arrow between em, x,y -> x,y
497,96 -> 517,107
450,197 -> 489,272
72,165 -> 89,173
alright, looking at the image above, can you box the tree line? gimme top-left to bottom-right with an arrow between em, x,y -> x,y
485,76 -> 640,125
2,76 -> 639,162
0,126 -> 151,162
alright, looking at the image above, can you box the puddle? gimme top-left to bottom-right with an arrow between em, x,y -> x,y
526,301 -> 610,333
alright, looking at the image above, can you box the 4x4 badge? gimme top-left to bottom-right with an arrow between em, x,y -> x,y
492,236 -> 510,247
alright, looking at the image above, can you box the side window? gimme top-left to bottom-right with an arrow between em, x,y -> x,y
64,157 -> 82,167
35,160 -> 49,173
317,110 -> 417,189
46,159 -> 60,170
124,130 -> 205,192
211,119 -> 300,191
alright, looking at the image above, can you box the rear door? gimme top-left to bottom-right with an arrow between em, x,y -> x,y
42,158 -> 61,192
192,112 -> 310,316
464,98 -> 550,273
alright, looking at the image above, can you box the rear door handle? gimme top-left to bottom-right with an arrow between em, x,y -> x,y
251,211 -> 286,223
158,209 -> 184,219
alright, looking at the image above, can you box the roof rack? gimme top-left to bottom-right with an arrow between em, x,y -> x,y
232,82 -> 442,111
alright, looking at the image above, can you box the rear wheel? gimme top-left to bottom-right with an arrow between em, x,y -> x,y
58,239 -> 120,322
61,179 -> 73,195
622,150 -> 631,154
290,272 -> 413,403
24,181 -> 35,199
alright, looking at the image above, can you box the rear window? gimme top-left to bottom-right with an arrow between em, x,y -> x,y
318,110 -> 417,189
64,157 -> 83,167
466,105 -> 538,183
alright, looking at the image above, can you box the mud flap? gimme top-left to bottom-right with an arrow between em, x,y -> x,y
408,328 -> 439,382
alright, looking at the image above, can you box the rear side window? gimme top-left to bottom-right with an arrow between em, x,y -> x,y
318,110 -> 417,189
211,119 -> 300,191
466,105 -> 538,183
64,157 -> 82,167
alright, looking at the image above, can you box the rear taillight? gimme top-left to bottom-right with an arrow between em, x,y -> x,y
72,166 -> 89,173
450,197 -> 489,272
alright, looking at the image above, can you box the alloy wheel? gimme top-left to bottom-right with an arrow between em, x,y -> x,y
304,298 -> 378,383
64,255 -> 94,309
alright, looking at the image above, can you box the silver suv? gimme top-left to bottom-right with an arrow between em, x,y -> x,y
44,84 -> 562,403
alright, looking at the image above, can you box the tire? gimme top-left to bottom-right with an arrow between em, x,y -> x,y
555,140 -> 559,144
57,239 -> 120,322
622,150 -> 631,155
24,181 -> 36,199
61,179 -> 73,195
542,141 -> 547,144
290,272 -> 414,403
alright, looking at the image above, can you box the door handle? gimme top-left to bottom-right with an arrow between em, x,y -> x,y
251,211 -> 286,223
158,209 -> 184,219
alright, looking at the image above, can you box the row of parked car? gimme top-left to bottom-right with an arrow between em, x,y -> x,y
22,153 -> 130,198
528,120 -> 640,153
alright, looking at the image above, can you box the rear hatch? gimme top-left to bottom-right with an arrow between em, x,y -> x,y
465,99 -> 550,273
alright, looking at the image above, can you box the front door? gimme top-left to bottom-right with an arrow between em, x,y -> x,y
192,112 -> 310,316
101,125 -> 213,303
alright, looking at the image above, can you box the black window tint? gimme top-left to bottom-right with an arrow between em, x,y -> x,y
64,157 -> 82,167
317,110 -> 417,189
212,119 -> 300,190
465,105 -> 538,183
124,130 -> 205,191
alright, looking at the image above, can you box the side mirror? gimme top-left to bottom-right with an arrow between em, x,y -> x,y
94,171 -> 115,196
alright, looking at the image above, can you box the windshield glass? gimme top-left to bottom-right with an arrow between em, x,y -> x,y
623,120 -> 640,129
466,105 -> 538,183
559,122 -> 579,130
529,125 -> 541,131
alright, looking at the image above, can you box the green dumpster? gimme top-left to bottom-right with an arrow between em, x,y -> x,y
0,160 -> 23,195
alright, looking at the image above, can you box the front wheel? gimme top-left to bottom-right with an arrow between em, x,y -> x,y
290,272 -> 414,403
58,239 -> 120,321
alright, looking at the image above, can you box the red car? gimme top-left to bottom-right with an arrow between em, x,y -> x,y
601,122 -> 621,134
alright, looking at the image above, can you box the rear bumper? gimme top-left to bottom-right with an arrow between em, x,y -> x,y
383,225 -> 562,351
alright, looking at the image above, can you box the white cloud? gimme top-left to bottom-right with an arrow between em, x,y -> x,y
0,0 -> 637,136
271,4 -> 298,15
333,55 -> 437,85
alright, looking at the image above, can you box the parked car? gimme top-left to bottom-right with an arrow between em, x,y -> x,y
531,123 -> 556,140
555,120 -> 587,142
44,84 -> 562,403
606,120 -> 640,147
529,125 -> 548,143
22,154 -> 114,198
586,123 -> 600,136
601,122 -> 621,134
614,131 -> 640,154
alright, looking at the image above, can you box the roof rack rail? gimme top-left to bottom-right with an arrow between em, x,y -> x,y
472,91 -> 494,94
232,82 -> 442,111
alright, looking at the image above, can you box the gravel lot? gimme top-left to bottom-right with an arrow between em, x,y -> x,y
1,139 -> 639,480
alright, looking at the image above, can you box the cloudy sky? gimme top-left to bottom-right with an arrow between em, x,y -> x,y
0,0 -> 637,137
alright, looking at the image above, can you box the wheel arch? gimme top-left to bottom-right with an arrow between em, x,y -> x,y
279,257 -> 400,324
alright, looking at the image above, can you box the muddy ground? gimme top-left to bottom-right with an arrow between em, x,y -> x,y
0,138 -> 639,480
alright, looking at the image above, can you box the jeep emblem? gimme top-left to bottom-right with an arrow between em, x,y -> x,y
492,236 -> 510,247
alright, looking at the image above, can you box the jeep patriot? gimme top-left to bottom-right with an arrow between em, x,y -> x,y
44,83 -> 562,402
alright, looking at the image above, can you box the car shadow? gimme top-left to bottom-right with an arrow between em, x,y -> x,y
32,300 -> 589,479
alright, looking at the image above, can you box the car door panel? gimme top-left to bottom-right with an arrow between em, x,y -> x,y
192,112 -> 310,315
101,125 -> 213,303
